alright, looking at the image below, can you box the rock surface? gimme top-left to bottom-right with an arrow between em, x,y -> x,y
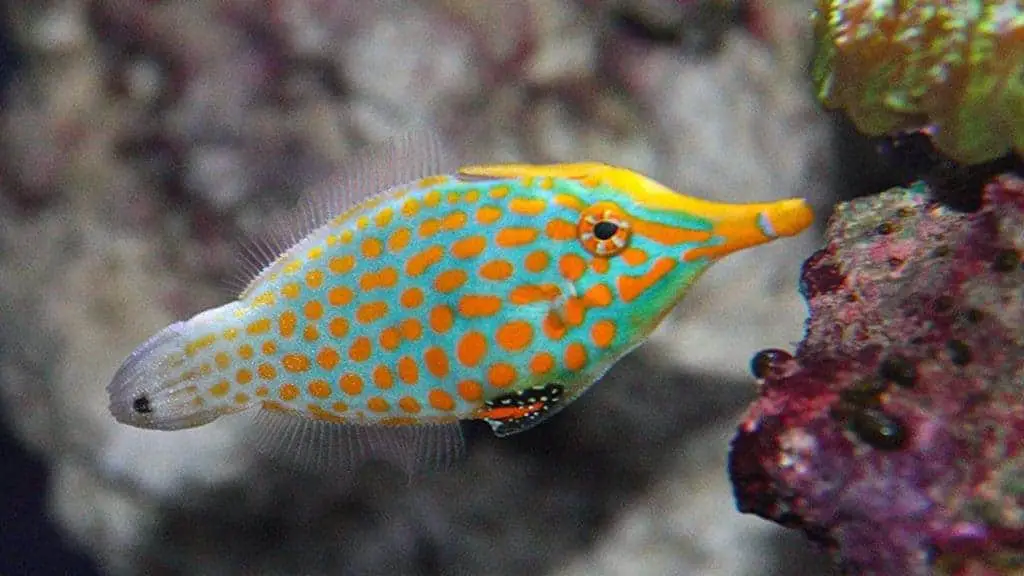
731,175 -> 1024,575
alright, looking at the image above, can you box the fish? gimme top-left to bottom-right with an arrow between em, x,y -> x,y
107,132 -> 814,474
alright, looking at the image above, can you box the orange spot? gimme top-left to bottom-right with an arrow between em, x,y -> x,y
356,301 -> 388,324
367,396 -> 390,413
631,220 -> 711,246
256,386 -> 270,397
329,254 -> 355,274
457,380 -> 484,402
247,319 -> 271,335
496,227 -> 539,247
215,352 -> 231,370
434,269 -> 468,293
305,269 -> 324,289
349,337 -> 372,362
308,404 -> 345,423
591,257 -> 610,274
428,389 -> 456,411
236,369 -> 253,385
591,320 -> 617,348
545,218 -> 577,241
617,257 -> 677,302
328,286 -> 354,306
223,328 -> 239,341
339,373 -> 363,395
509,197 -> 546,215
399,396 -> 421,414
457,331 -> 487,367
401,198 -> 420,218
257,363 -> 277,380
584,284 -> 614,307
496,321 -> 534,352
400,318 -> 422,341
303,325 -> 319,342
480,260 -> 513,281
559,254 -> 587,281
442,211 -> 468,231
362,237 -> 383,258
234,392 -> 250,405
554,193 -> 585,210
210,380 -> 230,398
429,305 -> 454,333
564,298 -> 586,326
238,344 -> 254,359
487,363 -> 517,388
406,245 -> 444,276
279,310 -> 297,338
510,283 -> 562,305
308,379 -> 332,398
303,300 -> 324,321
458,295 -> 502,317
419,217 -> 441,238
373,365 -> 394,389
316,347 -> 340,370
400,287 -> 424,308
524,250 -> 550,272
331,401 -> 348,413
543,311 -> 567,340
280,383 -> 300,401
380,327 -> 401,350
424,347 -> 450,378
565,342 -> 588,371
281,282 -> 301,299
262,400 -> 288,412
622,248 -> 648,266
374,207 -> 394,228
398,356 -> 419,384
489,185 -> 509,199
388,227 -> 412,253
424,188 -> 442,205
282,353 -> 311,373
476,206 -> 502,224
328,317 -> 349,339
368,267 -> 400,290
451,236 -> 487,259
530,352 -> 555,375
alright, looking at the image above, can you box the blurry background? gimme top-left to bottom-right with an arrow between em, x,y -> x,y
0,0 -> 900,574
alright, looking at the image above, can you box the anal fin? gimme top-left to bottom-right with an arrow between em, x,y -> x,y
244,407 -> 465,477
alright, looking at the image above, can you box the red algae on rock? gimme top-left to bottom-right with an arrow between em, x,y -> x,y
812,1 -> 1024,165
729,174 -> 1024,575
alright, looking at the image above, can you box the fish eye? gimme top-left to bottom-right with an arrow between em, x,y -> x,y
593,221 -> 619,240
133,395 -> 153,414
578,207 -> 631,256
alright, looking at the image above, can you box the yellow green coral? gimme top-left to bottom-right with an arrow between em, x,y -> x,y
812,1 -> 1024,164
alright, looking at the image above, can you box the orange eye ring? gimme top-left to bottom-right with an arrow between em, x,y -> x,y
578,207 -> 631,256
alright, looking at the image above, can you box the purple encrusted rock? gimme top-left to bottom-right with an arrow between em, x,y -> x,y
729,174 -> 1024,575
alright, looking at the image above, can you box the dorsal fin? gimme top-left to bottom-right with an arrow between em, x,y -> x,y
233,131 -> 461,296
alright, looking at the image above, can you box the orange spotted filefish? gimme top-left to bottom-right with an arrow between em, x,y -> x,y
107,133 -> 814,473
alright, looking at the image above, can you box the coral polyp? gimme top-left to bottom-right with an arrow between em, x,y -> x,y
812,1 -> 1024,164
730,174 -> 1024,574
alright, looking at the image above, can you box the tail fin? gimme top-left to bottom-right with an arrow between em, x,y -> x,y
107,321 -> 223,430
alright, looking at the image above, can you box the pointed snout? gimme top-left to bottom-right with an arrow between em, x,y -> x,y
681,197 -> 814,262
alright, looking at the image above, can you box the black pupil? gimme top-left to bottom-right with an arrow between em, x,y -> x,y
593,221 -> 619,241
133,396 -> 152,414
